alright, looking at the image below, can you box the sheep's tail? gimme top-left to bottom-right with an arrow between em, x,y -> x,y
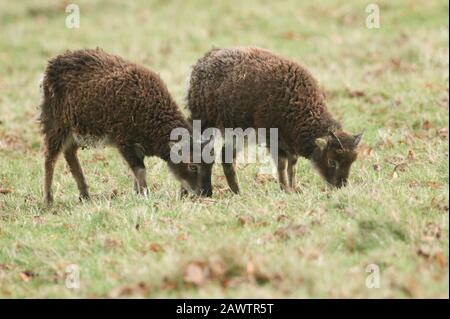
35,73 -> 46,126
37,65 -> 65,133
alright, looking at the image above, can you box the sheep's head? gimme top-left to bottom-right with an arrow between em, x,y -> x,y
311,130 -> 364,188
167,136 -> 214,197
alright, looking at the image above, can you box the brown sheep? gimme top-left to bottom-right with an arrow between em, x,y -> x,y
39,48 -> 212,204
186,47 -> 363,194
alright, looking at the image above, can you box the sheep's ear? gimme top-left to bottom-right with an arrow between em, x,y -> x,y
315,138 -> 328,151
353,130 -> 365,147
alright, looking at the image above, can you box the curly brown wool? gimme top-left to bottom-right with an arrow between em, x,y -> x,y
40,48 -> 212,204
187,47 -> 363,193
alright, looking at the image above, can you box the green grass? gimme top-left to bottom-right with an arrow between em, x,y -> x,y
0,0 -> 448,298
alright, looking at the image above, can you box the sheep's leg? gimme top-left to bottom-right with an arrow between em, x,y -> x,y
119,146 -> 148,196
221,144 -> 240,194
287,156 -> 298,190
273,152 -> 291,193
64,143 -> 89,201
44,150 -> 58,205
43,131 -> 67,205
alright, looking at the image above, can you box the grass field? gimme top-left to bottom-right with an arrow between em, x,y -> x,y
0,0 -> 448,298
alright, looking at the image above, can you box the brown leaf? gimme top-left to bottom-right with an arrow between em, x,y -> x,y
148,243 -> 164,253
222,276 -> 245,288
383,137 -> 394,149
238,215 -> 255,226
437,127 -> 448,139
33,216 -> 44,225
345,87 -> 366,98
408,181 -> 420,188
208,256 -> 226,278
426,181 -> 442,190
20,270 -> 37,282
274,227 -> 288,240
0,188 -> 12,195
424,223 -> 442,240
394,162 -> 407,172
184,262 -> 207,286
276,214 -> 289,222
434,251 -> 447,268
417,245 -> 447,268
254,173 -> 276,185
108,282 -> 148,298
407,149 -> 416,161
422,120 -> 433,130
431,197 -> 449,211
0,264 -> 14,271
275,223 -> 308,240
104,238 -> 122,249
255,221 -> 269,227
358,144 -> 374,158
280,30 -> 302,41
194,197 -> 216,205
245,258 -> 273,284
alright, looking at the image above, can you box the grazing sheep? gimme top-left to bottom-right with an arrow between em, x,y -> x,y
186,47 -> 363,194
39,48 -> 212,204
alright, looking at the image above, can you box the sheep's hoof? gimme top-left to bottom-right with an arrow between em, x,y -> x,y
79,194 -> 90,202
229,187 -> 240,195
44,194 -> 53,206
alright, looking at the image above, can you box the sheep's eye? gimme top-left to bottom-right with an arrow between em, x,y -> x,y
188,164 -> 198,172
328,160 -> 337,168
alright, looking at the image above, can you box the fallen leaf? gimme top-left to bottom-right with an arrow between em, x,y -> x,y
408,181 -> 420,188
437,127 -> 448,139
0,188 -> 12,195
345,88 -> 366,98
274,227 -> 288,240
394,162 -> 407,172
382,137 -> 394,149
422,120 -> 433,130
424,223 -> 442,240
238,215 -> 255,226
358,144 -> 374,157
108,282 -> 148,298
208,256 -> 226,278
426,181 -> 442,190
184,262 -> 207,286
276,214 -> 289,222
434,251 -> 447,268
431,197 -> 449,211
275,223 -> 308,240
104,238 -> 122,249
281,30 -> 302,41
148,243 -> 164,253
254,173 -> 276,185
20,270 -> 37,282
407,149 -> 416,161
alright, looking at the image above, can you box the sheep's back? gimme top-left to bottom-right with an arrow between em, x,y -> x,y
187,47 -> 327,130
43,49 -> 178,138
